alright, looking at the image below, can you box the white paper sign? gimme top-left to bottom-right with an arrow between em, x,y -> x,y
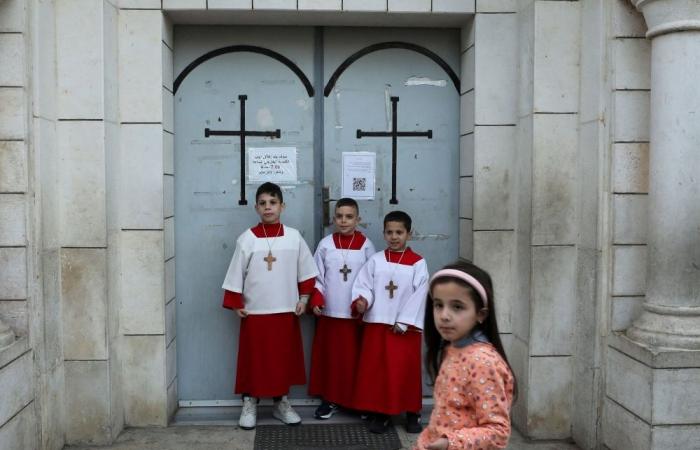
342,152 -> 375,200
248,147 -> 297,182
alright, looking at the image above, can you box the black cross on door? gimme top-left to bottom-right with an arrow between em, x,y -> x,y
204,94 -> 281,205
356,96 -> 432,204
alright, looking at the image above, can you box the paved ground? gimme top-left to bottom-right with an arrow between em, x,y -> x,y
65,407 -> 580,450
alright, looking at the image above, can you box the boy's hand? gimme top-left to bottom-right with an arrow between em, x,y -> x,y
236,309 -> 249,318
392,323 -> 407,334
295,301 -> 305,316
312,306 -> 323,316
426,438 -> 449,450
355,297 -> 368,314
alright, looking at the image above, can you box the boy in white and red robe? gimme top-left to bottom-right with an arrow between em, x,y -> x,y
221,182 -> 318,430
308,198 -> 376,419
351,210 -> 429,434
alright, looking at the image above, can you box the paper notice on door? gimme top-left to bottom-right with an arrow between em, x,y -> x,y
342,152 -> 375,200
248,147 -> 297,182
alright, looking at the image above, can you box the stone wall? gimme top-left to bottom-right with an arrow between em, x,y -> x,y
507,0 -> 582,440
0,1 -> 40,449
608,0 -> 649,338
0,0 -> 67,449
603,1 -> 700,448
56,0 -> 123,444
571,1 -> 612,447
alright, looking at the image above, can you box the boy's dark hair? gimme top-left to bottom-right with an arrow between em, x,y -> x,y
255,182 -> 283,203
383,210 -> 412,232
335,197 -> 359,214
424,260 -> 518,399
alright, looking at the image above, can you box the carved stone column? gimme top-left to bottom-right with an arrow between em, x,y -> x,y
604,2 -> 700,449
625,0 -> 700,350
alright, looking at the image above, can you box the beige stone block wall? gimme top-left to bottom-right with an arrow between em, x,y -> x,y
150,0 -> 478,12
605,337 -> 700,449
473,231 -> 514,333
163,0 -> 207,9
511,0 -> 535,434
162,15 -> 178,420
298,0 -> 342,11
54,0 -> 123,446
511,0 -> 583,440
459,18 -> 475,261
467,9 -> 519,346
343,0 -> 386,11
0,34 -> 25,87
209,0 -> 253,9
0,195 -> 26,246
0,142 -> 28,193
116,7 -> 174,427
56,122 -> 107,247
0,1 -> 41,448
477,0 -> 516,13
433,0 -> 474,13
609,0 -> 649,338
61,249 -> 108,360
64,361 -> 111,444
122,335 -> 167,425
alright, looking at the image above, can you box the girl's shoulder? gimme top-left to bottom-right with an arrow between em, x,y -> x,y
451,343 -> 509,369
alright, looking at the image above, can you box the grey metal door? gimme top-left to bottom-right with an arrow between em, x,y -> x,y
175,26 -> 460,405
322,28 -> 460,285
323,28 -> 461,396
174,26 -> 317,403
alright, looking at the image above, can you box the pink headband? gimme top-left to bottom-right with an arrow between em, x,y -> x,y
430,269 -> 488,307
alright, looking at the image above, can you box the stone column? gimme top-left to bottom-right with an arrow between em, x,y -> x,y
603,2 -> 700,448
625,0 -> 700,350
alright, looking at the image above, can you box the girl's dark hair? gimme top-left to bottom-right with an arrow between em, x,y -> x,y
424,260 -> 517,398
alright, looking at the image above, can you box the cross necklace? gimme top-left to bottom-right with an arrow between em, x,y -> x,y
337,232 -> 356,282
385,247 -> 408,299
262,224 -> 282,271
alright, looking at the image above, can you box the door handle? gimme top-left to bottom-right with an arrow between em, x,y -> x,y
322,186 -> 337,227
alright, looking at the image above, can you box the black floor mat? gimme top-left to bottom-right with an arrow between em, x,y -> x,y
253,423 -> 403,450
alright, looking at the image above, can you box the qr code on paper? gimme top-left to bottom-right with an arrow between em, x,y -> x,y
352,177 -> 367,192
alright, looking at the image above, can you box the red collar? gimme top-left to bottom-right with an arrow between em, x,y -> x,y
251,223 -> 284,238
332,231 -> 366,250
384,247 -> 422,265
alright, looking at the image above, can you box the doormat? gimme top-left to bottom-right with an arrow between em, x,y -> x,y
253,423 -> 403,450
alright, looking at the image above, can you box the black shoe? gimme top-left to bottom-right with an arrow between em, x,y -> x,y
314,401 -> 339,420
405,412 -> 422,433
368,414 -> 390,434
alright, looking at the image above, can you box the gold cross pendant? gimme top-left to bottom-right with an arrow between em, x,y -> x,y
339,264 -> 352,282
385,280 -> 398,299
264,251 -> 276,271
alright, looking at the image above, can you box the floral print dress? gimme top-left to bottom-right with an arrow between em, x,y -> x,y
415,339 -> 514,450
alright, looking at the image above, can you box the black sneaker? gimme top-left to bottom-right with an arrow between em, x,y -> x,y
405,412 -> 422,433
368,414 -> 390,434
314,401 -> 339,420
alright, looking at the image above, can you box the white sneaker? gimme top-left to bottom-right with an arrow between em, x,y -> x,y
238,396 -> 257,430
273,396 -> 302,425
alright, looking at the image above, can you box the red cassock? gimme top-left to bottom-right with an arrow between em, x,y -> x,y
307,232 -> 375,407
348,248 -> 429,415
350,323 -> 423,415
234,312 -> 306,398
221,223 -> 318,398
308,315 -> 362,407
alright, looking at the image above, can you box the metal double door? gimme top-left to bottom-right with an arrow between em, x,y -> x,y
174,26 -> 460,404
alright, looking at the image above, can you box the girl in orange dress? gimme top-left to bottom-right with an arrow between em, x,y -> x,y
415,262 -> 517,450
